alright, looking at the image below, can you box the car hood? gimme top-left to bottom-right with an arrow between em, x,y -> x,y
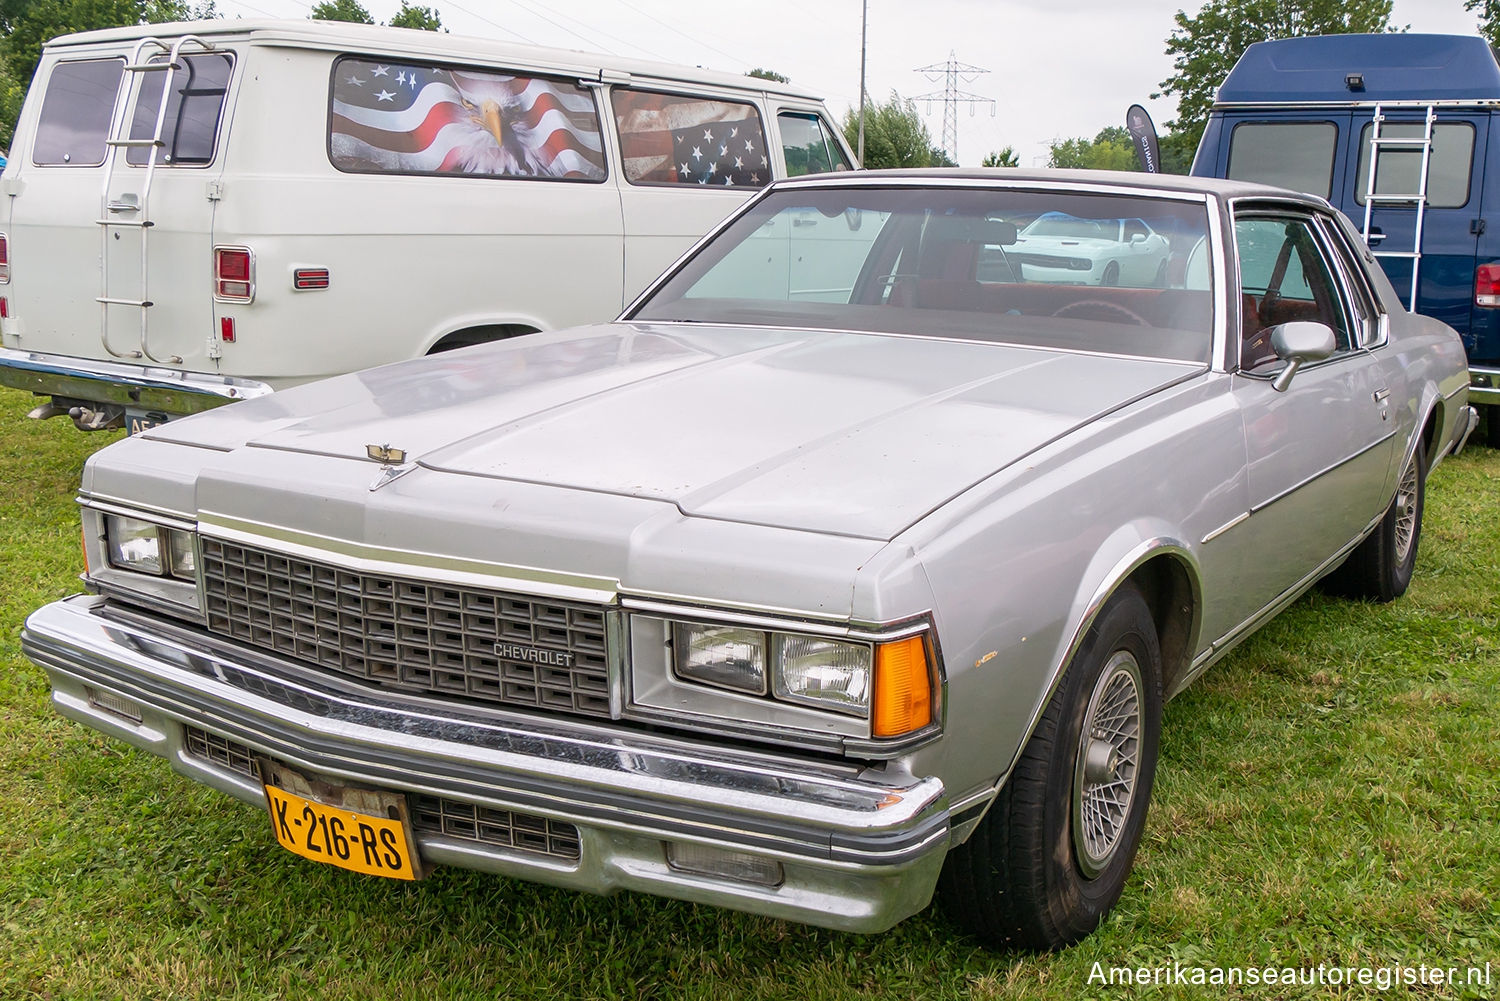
149,323 -> 1203,540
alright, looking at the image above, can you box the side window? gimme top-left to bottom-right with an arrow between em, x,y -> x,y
611,88 -> 768,187
127,52 -> 233,166
777,112 -> 849,176
328,57 -> 607,181
1356,122 -> 1474,208
1227,122 -> 1338,199
1235,215 -> 1354,371
32,58 -> 126,166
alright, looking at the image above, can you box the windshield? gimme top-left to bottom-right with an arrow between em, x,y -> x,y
630,185 -> 1215,363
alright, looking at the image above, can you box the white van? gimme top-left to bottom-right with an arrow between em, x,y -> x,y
0,19 -> 854,431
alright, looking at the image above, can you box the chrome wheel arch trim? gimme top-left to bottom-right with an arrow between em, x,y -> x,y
984,536 -> 1201,802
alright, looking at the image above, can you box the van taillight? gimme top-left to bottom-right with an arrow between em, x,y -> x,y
0,232 -> 10,283
1476,263 -> 1500,308
214,246 -> 254,302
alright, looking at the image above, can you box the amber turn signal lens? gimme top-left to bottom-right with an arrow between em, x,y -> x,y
80,525 -> 90,574
872,635 -> 933,737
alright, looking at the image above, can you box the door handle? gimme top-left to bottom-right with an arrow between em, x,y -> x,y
1373,388 -> 1390,403
1366,226 -> 1386,245
107,194 -> 140,213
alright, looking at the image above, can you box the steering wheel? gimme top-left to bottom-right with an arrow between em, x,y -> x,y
1051,299 -> 1149,326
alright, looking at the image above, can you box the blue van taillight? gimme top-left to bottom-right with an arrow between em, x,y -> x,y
1476,264 -> 1500,308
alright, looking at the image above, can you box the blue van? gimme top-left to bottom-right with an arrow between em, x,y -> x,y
1192,33 -> 1500,444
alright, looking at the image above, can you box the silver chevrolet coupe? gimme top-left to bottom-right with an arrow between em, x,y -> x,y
23,170 -> 1476,949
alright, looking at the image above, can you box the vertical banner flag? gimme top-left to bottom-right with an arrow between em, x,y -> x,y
1126,104 -> 1161,174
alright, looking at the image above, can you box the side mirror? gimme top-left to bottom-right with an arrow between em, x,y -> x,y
1269,321 -> 1337,392
1129,232 -> 1148,244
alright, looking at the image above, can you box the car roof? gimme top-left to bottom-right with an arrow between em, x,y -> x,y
44,18 -> 828,101
775,167 -> 1331,207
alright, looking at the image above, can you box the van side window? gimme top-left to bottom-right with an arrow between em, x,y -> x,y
1235,215 -> 1354,371
127,53 -> 233,166
777,112 -> 849,176
328,57 -> 607,181
611,89 -> 769,187
1355,122 -> 1474,208
1226,122 -> 1337,199
32,59 -> 125,166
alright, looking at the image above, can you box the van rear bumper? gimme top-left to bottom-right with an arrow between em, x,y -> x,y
0,347 -> 272,414
1469,366 -> 1500,407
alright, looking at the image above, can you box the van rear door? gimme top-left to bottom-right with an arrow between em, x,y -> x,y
1215,113 -> 1355,205
1336,109 -> 1488,328
6,40 -> 231,383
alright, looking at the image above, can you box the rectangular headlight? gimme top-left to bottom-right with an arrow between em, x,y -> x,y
672,623 -> 767,694
772,635 -> 871,716
106,515 -> 163,575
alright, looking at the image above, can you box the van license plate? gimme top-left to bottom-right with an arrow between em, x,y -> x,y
260,761 -> 422,881
125,410 -> 167,435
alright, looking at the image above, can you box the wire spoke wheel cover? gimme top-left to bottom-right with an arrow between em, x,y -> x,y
1393,451 -> 1420,565
1071,650 -> 1143,878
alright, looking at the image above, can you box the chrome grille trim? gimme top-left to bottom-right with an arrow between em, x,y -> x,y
200,538 -> 610,717
410,794 -> 582,860
181,725 -> 582,862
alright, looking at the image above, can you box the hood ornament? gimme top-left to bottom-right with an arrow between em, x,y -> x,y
366,443 -> 406,465
366,443 -> 414,492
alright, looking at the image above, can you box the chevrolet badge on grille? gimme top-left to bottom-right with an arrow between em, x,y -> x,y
495,642 -> 575,667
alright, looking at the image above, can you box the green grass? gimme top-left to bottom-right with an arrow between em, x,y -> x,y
1,385 -> 1497,1000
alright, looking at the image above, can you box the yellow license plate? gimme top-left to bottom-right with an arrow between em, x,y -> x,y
261,764 -> 421,881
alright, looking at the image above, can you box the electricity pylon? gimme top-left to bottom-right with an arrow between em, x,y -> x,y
913,51 -> 995,164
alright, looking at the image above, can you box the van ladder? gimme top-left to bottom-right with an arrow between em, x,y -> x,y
1360,103 -> 1435,310
97,35 -> 215,365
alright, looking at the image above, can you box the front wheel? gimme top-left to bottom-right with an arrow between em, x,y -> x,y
938,583 -> 1162,950
1321,442 -> 1426,603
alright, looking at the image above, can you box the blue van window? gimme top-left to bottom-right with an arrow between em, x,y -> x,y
1227,123 -> 1337,199
1355,122 -> 1474,208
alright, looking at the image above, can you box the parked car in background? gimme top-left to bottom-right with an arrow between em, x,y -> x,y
23,169 -> 1475,949
1009,212 -> 1172,286
1192,32 -> 1500,445
0,18 -> 852,433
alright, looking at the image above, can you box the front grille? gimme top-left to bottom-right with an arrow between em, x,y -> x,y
182,726 -> 582,862
411,795 -> 581,860
200,539 -> 610,717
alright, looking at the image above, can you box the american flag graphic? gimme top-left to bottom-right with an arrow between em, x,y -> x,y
612,91 -> 769,187
329,59 -> 606,179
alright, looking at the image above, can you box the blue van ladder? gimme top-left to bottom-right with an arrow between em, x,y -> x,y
1360,103 -> 1435,310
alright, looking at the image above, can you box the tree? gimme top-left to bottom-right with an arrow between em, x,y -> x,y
1467,0 -> 1500,46
387,2 -> 443,31
0,0 -> 217,149
840,92 -> 941,169
982,146 -> 1019,168
1156,0 -> 1394,167
929,145 -> 957,167
1047,126 -> 1138,171
746,68 -> 789,84
310,0 -> 374,24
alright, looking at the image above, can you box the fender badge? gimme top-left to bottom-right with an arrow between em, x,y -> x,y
366,443 -> 406,464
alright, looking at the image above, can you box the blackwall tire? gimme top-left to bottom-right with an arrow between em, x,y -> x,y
1321,443 -> 1426,603
938,583 -> 1163,950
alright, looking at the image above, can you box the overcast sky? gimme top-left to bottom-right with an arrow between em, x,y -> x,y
213,0 -> 1481,166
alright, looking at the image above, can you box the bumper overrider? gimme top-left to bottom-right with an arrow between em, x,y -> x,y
23,595 -> 952,933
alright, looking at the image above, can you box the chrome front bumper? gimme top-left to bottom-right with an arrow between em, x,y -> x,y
0,347 -> 272,414
23,595 -> 951,933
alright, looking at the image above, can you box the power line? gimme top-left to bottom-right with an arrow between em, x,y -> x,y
912,51 -> 994,165
606,0 -> 748,67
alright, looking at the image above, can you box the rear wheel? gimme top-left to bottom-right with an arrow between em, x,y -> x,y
938,584 -> 1162,950
1322,442 -> 1425,602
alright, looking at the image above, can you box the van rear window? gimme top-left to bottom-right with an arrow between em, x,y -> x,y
612,89 -> 769,187
1227,122 -> 1337,199
1355,122 -> 1474,208
127,52 -> 234,166
327,57 -> 607,181
32,58 -> 125,166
